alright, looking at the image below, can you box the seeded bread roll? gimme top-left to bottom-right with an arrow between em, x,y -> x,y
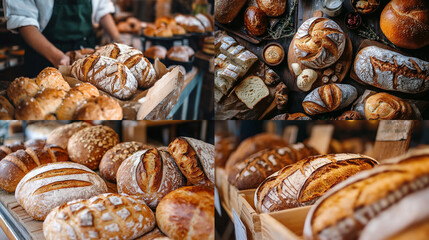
43,193 -> 155,240
56,83 -> 100,120
74,95 -> 123,120
67,125 -> 119,170
168,137 -> 215,187
47,122 -> 91,150
255,153 -> 378,213
117,148 -> 186,208
15,162 -> 108,220
0,95 -> 14,120
35,67 -> 70,92
99,142 -> 149,182
6,77 -> 41,107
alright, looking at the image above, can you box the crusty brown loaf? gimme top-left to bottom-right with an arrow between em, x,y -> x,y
7,77 -> 41,107
167,46 -> 195,62
215,135 -> 237,168
144,46 -> 167,59
15,88 -> 67,120
43,193 -> 155,240
67,125 -> 119,170
74,95 -> 123,120
35,67 -> 70,92
244,6 -> 268,36
364,92 -> 414,120
255,153 -> 378,213
47,122 -> 91,150
0,145 -> 69,193
174,14 -> 205,33
304,153 -> 429,240
257,0 -> 286,17
56,83 -> 100,120
225,133 -> 288,171
117,148 -> 186,208
137,227 -> 166,240
0,141 -> 24,160
195,13 -> 214,32
0,95 -> 14,119
228,143 -> 319,190
336,110 -> 363,120
215,0 -> 247,24
15,162 -> 108,220
156,186 -> 214,240
168,137 -> 214,187
99,141 -> 148,182
380,0 -> 429,49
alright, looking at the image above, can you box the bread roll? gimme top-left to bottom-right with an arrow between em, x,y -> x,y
215,0 -> 247,24
0,95 -> 14,119
67,125 -> 119,170
15,88 -> 67,120
294,17 -> 346,69
99,142 -> 148,182
35,67 -> 70,92
155,26 -> 173,37
364,92 -> 414,120
257,0 -> 286,17
228,143 -> 319,190
7,77 -> 41,107
156,186 -> 214,240
47,122 -> 91,150
143,24 -> 156,37
43,193 -> 155,240
74,95 -> 123,120
117,148 -> 186,208
168,24 -> 187,35
244,6 -> 268,36
168,137 -> 214,187
380,0 -> 429,49
144,46 -> 167,59
56,83 -> 100,120
255,153 -> 378,213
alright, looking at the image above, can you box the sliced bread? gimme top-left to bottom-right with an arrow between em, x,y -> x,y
235,76 -> 269,109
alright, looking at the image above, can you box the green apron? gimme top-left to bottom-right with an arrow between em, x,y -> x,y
24,0 -> 95,77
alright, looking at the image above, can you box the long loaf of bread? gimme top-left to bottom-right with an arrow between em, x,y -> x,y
0,145 -> 69,192
0,139 -> 46,160
255,153 -> 378,213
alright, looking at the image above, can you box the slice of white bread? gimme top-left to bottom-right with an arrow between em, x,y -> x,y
235,76 -> 269,109
214,88 -> 223,102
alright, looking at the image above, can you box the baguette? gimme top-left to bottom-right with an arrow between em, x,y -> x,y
255,153 -> 378,213
302,84 -> 358,115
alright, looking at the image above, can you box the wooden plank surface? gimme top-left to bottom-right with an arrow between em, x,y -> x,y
216,0 -> 429,119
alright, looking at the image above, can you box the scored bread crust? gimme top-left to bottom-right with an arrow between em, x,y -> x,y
257,0 -> 286,17
47,122 -> 91,150
364,92 -> 414,120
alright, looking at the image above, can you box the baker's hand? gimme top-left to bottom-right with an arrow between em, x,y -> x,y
50,51 -> 70,68
57,54 -> 71,67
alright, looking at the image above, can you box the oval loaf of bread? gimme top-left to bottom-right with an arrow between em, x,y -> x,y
255,153 -> 378,213
47,122 -> 91,150
43,193 -> 155,240
15,162 -> 108,220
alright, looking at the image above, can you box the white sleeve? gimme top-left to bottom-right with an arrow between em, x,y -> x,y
92,0 -> 115,23
3,0 -> 40,33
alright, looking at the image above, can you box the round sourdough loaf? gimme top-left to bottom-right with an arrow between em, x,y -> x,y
43,193 -> 155,240
156,186 -> 214,240
15,162 -> 108,220
67,125 -> 119,170
257,0 -> 286,17
47,122 -> 91,150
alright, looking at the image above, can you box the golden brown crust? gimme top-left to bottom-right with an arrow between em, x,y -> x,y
7,77 -> 41,107
35,67 -> 70,91
0,95 -> 14,119
74,95 -> 123,120
244,6 -> 268,36
15,88 -> 67,120
364,92 -> 414,120
215,0 -> 247,24
47,122 -> 91,150
144,46 -> 167,59
56,83 -> 100,120
257,0 -> 286,17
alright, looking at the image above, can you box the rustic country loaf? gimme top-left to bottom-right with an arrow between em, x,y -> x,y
67,125 -> 119,170
56,83 -> 100,120
0,144 -> 68,193
303,152 -> 429,240
15,162 -> 108,220
99,141 -> 148,182
47,122 -> 91,150
255,153 -> 378,213
117,148 -> 186,208
364,92 -> 414,120
244,6 -> 268,36
156,186 -> 214,240
257,0 -> 286,17
168,137 -> 214,187
74,95 -> 123,120
215,0 -> 247,24
228,143 -> 319,190
43,193 -> 155,240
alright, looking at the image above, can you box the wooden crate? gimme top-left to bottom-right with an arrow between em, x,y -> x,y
238,190 -> 260,240
215,167 -> 230,210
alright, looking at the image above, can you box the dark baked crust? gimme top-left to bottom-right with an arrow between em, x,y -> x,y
244,6 -> 268,36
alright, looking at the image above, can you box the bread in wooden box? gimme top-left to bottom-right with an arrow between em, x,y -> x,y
168,137 -> 214,187
15,162 -> 108,220
0,144 -> 69,193
67,125 -> 119,170
228,143 -> 319,190
56,83 -> 100,120
43,193 -> 155,240
303,152 -> 429,240
99,141 -> 149,182
255,153 -> 378,213
47,122 -> 91,150
74,95 -> 123,120
0,95 -> 14,119
364,92 -> 414,120
354,46 -> 429,93
156,186 -> 214,240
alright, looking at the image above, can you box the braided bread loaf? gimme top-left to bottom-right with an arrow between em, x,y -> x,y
71,55 -> 138,100
364,92 -> 414,120
0,144 -> 69,192
0,95 -> 14,120
35,67 -> 70,92
43,193 -> 155,240
56,83 -> 100,120
74,95 -> 123,120
94,43 -> 157,89
15,88 -> 67,120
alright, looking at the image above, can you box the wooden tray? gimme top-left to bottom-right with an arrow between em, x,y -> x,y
287,35 -> 353,92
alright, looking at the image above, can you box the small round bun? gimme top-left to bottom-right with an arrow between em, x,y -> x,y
35,67 -> 70,91
7,77 -> 41,107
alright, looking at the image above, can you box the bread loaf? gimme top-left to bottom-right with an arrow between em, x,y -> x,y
167,46 -> 195,62
0,145 -> 69,193
56,83 -> 100,120
255,153 -> 378,213
257,0 -> 286,17
294,18 -> 346,69
364,92 -> 414,120
67,125 -> 119,170
303,152 -> 429,240
156,186 -> 214,240
47,122 -> 91,150
168,137 -> 214,187
174,14 -> 205,33
74,95 -> 123,120
139,227 -> 167,240
229,143 -> 319,190
275,82 -> 288,110
0,95 -> 14,119
15,162 -> 108,220
144,46 -> 167,59
354,46 -> 429,93
35,67 -> 70,92
244,6 -> 268,36
99,142 -> 149,182
94,43 -> 157,89
71,55 -> 138,100
43,193 -> 155,240
7,77 -> 41,107
117,148 -> 186,208
336,110 -> 363,120
0,141 -> 24,160
380,0 -> 429,49
15,88 -> 67,120
215,135 -> 237,168
302,84 -> 358,115
195,13 -> 214,32
215,0 -> 247,24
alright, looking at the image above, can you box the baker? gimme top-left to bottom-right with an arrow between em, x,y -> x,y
3,0 -> 121,77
